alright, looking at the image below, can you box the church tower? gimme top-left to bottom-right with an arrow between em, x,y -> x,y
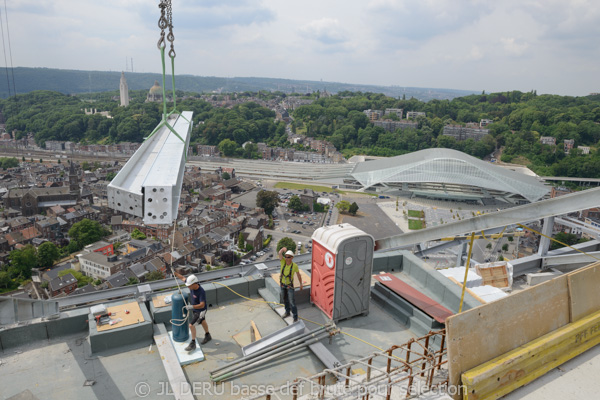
69,161 -> 80,199
120,72 -> 130,107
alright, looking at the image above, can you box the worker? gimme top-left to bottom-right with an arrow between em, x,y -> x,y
277,247 -> 303,322
174,271 -> 212,351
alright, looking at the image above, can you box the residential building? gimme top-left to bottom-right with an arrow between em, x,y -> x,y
406,111 -> 426,119
442,125 -> 490,142
540,136 -> 556,145
49,273 -> 78,297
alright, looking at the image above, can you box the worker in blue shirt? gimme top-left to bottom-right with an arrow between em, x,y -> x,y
278,247 -> 303,322
175,271 -> 212,351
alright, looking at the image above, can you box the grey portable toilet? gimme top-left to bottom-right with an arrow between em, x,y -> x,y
310,223 -> 374,322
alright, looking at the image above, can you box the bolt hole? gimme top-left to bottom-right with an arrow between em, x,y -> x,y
152,188 -> 157,192
160,188 -> 165,192
129,207 -> 133,210
148,198 -> 153,202
152,216 -> 157,220
147,213 -> 152,217
163,198 -> 167,202
160,215 -> 164,219
117,203 -> 121,206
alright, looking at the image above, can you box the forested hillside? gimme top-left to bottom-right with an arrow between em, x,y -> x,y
292,91 -> 600,178
1,89 -> 599,178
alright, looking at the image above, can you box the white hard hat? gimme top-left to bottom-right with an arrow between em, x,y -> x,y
185,275 -> 199,286
285,250 -> 295,257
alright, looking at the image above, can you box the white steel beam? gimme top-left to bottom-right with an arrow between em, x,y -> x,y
375,187 -> 600,251
107,111 -> 192,225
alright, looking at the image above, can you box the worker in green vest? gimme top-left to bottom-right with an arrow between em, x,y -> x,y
278,247 -> 303,322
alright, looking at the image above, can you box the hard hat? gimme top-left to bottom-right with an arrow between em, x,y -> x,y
185,275 -> 199,286
285,250 -> 295,257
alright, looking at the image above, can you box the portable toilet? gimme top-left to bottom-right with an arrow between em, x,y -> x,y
310,223 -> 374,322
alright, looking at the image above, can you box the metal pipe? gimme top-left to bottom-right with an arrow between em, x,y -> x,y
211,331 -> 332,380
209,325 -> 332,375
211,334 -> 330,382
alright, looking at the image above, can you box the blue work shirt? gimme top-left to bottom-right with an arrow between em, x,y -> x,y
188,285 -> 207,312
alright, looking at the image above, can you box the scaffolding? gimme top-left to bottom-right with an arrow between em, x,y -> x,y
243,330 -> 448,400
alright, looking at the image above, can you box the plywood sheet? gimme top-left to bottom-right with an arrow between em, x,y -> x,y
568,261 -> 600,322
271,269 -> 311,288
152,293 -> 174,308
447,275 -> 570,399
476,264 -> 509,288
96,301 -> 145,332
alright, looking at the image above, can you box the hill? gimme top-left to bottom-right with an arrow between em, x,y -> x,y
0,67 -> 474,102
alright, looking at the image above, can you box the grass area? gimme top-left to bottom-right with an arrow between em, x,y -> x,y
408,219 -> 425,230
408,209 -> 424,218
275,182 -> 334,192
511,156 -> 531,165
339,191 -> 379,197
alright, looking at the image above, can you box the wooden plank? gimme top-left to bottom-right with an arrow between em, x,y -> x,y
271,269 -> 311,288
447,275 -> 570,399
568,261 -> 600,322
250,320 -> 261,341
462,309 -> 600,400
374,273 -> 453,323
96,301 -> 145,332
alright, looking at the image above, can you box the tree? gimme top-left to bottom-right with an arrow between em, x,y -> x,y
68,219 -> 110,249
0,271 -> 11,289
256,190 -> 279,215
218,138 -> 238,156
277,237 -> 297,254
9,245 -> 37,280
550,231 -> 588,250
335,200 -> 351,213
145,270 -> 165,282
288,195 -> 305,212
349,202 -> 359,216
486,243 -> 492,249
502,244 -> 509,252
131,228 -> 147,240
105,172 -> 116,181
238,232 -> 245,250
126,277 -> 139,286
37,242 -> 60,269
222,171 -> 231,181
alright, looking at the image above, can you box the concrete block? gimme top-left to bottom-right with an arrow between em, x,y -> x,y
89,300 -> 153,354
246,274 -> 266,295
202,283 -> 217,308
527,271 -> 563,286
46,309 -> 89,338
215,277 -> 248,304
0,322 -> 48,350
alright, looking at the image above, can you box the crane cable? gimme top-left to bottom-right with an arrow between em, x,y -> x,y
145,0 -> 189,153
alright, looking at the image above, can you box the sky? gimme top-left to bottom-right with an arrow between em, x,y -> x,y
3,0 -> 599,96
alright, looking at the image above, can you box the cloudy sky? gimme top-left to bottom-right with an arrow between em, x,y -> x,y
5,0 -> 599,96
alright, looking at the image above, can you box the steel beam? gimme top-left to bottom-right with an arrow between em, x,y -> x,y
107,111 -> 193,225
375,187 -> 600,251
541,252 -> 600,268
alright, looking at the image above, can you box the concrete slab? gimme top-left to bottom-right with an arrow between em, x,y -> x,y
168,330 -> 205,365
526,270 -> 562,286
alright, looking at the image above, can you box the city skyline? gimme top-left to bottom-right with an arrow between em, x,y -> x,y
4,0 -> 600,97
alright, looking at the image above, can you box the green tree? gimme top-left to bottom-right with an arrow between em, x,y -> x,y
277,237 -> 297,254
68,219 -> 110,249
105,172 -> 116,181
256,190 -> 279,215
349,202 -> 359,216
335,200 -> 351,213
502,243 -> 509,252
8,245 -> 37,280
145,270 -> 165,281
0,270 -> 11,289
486,243 -> 492,249
218,138 -> 238,156
222,171 -> 231,180
37,242 -> 60,269
550,231 -> 588,250
131,228 -> 147,240
126,277 -> 139,286
238,232 -> 245,250
288,195 -> 305,212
